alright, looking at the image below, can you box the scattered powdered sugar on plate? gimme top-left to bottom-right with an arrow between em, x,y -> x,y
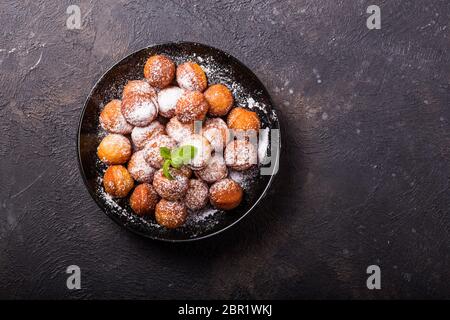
186,205 -> 221,225
229,166 -> 259,191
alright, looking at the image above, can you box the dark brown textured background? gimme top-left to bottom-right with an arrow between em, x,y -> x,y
0,0 -> 449,299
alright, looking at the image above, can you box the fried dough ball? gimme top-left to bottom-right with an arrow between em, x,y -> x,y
131,121 -> 165,150
176,61 -> 207,92
202,117 -> 230,152
97,134 -> 132,165
155,199 -> 187,229
152,168 -> 189,201
121,93 -> 158,127
143,55 -> 175,89
179,134 -> 212,170
175,91 -> 209,124
185,179 -> 209,211
204,84 -> 233,116
103,165 -> 134,198
157,86 -> 185,118
195,156 -> 228,184
227,107 -> 261,132
99,99 -> 133,134
209,178 -> 243,210
129,183 -> 159,215
127,150 -> 156,183
166,117 -> 194,143
143,134 -> 177,168
179,165 -> 193,178
224,139 -> 258,171
122,80 -> 156,99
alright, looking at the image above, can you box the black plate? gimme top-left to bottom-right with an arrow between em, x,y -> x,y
77,42 -> 280,242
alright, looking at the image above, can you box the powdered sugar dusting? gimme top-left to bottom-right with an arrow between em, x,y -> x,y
99,100 -> 133,134
187,205 -> 221,225
166,117 -> 194,143
203,118 -> 229,152
224,139 -> 258,170
184,179 -> 209,211
122,94 -> 158,127
229,167 -> 259,191
195,156 -> 228,184
143,134 -> 177,168
158,86 -> 184,118
153,169 -> 189,201
176,62 -> 207,91
127,150 -> 156,183
123,80 -> 156,98
131,121 -> 165,149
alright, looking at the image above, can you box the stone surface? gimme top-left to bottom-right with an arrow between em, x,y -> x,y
0,0 -> 449,299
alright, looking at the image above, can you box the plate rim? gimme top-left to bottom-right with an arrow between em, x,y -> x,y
76,41 -> 282,242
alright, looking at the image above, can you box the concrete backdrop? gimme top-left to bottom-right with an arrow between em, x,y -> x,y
0,0 -> 449,299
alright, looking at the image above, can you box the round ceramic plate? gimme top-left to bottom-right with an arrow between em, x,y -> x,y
77,42 -> 280,241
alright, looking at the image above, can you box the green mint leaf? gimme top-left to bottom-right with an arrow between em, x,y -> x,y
171,147 -> 182,161
166,145 -> 198,170
171,158 -> 182,168
160,147 -> 171,160
180,145 -> 197,163
170,147 -> 184,168
162,159 -> 173,180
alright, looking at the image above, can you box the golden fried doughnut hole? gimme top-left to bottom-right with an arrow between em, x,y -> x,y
179,165 -> 193,178
121,92 -> 158,127
204,84 -> 233,116
97,134 -> 132,165
152,168 -> 189,201
184,179 -> 209,211
131,121 -> 165,150
143,55 -> 175,89
157,86 -> 185,118
103,165 -> 134,198
209,178 -> 243,210
127,150 -> 156,183
143,134 -> 177,168
195,156 -> 228,184
122,80 -> 156,99
166,117 -> 194,143
99,100 -> 133,134
129,183 -> 159,215
224,139 -> 258,171
175,91 -> 209,123
155,199 -> 188,229
227,107 -> 261,132
203,117 -> 230,152
176,62 -> 207,92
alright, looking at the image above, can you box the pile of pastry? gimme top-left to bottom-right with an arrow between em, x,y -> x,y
97,54 -> 260,228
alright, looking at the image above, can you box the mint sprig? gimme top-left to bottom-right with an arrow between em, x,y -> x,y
159,145 -> 197,180
160,146 -> 171,160
162,158 -> 173,180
